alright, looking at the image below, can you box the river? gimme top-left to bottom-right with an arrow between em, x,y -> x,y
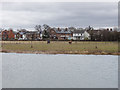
2,53 -> 118,88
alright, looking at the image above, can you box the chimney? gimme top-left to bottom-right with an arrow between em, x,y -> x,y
58,27 -> 60,31
110,28 -> 112,31
65,28 -> 68,31
106,28 -> 109,31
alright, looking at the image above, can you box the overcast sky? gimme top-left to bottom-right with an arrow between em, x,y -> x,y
1,2 -> 118,30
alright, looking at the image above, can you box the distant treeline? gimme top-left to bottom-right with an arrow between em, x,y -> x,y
88,30 -> 120,41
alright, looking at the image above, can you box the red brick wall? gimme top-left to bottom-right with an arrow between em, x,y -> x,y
50,29 -> 72,40
2,30 -> 8,40
8,30 -> 15,39
2,30 -> 15,40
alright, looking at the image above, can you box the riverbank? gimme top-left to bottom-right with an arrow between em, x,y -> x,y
1,50 -> 120,55
0,41 -> 119,55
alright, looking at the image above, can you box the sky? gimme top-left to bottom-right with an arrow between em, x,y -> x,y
0,2 -> 118,30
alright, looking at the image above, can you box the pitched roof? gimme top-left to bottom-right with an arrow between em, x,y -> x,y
13,31 -> 17,34
51,28 -> 71,34
73,30 -> 85,34
56,30 -> 71,34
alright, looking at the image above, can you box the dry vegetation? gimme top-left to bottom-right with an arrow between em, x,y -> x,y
0,41 -> 119,55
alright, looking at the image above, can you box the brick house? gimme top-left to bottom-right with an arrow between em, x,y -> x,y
8,30 -> 15,40
0,31 -> 2,40
49,28 -> 58,39
2,30 -> 8,40
2,29 -> 15,40
50,28 -> 72,40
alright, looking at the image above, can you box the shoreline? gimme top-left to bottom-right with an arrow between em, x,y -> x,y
1,50 -> 120,55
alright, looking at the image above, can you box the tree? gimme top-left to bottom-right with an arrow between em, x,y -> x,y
35,25 -> 42,33
85,26 -> 94,31
42,30 -> 50,39
42,24 -> 51,39
35,25 -> 42,40
43,24 -> 50,30
68,27 -> 76,32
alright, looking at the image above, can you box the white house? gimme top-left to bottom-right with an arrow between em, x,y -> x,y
18,31 -> 27,40
73,30 -> 90,40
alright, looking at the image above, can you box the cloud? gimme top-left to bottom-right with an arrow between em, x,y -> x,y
1,2 -> 118,29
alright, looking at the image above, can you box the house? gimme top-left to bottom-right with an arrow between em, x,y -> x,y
15,29 -> 27,40
50,28 -> 72,40
26,31 -> 40,40
2,29 -> 15,40
73,30 -> 90,40
16,29 -> 41,40
2,30 -> 8,40
0,30 -> 2,40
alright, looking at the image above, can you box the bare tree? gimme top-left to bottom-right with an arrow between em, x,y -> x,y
35,25 -> 42,32
85,26 -> 94,31
43,24 -> 50,30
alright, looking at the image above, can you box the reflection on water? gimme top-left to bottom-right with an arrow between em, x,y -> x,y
2,53 -> 118,88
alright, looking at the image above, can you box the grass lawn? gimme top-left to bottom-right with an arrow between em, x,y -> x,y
0,41 -> 119,55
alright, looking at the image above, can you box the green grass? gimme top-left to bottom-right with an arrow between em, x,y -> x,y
1,41 -> 118,54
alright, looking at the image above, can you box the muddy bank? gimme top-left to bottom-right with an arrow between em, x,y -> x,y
1,50 -> 120,55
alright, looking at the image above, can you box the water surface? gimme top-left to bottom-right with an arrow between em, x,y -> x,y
2,53 -> 118,88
